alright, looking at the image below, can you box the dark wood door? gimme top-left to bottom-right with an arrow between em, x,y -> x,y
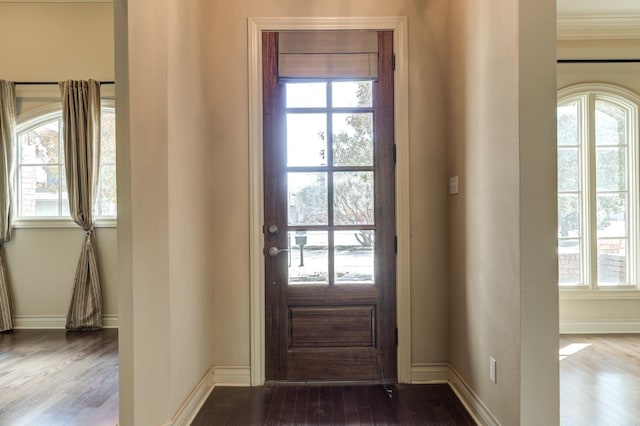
263,31 -> 396,382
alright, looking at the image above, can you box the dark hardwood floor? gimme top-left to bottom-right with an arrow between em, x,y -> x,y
2,331 -> 638,425
192,383 -> 476,425
560,334 -> 640,426
0,329 -> 118,426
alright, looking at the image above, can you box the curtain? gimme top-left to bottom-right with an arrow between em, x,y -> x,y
0,81 -> 16,333
61,80 -> 103,331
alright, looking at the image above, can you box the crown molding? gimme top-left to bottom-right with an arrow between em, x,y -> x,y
558,14 -> 640,40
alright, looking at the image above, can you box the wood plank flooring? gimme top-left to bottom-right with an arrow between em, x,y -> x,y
191,383 -> 476,425
560,334 -> 640,426
0,329 -> 118,426
1,331 -> 638,425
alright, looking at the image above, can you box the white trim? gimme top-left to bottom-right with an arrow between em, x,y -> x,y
213,366 -> 252,387
557,14 -> 640,40
560,289 -> 640,300
410,363 -> 448,384
560,319 -> 640,334
13,314 -> 118,329
448,366 -> 499,426
248,16 -> 411,386
163,367 -> 216,426
13,217 -> 117,229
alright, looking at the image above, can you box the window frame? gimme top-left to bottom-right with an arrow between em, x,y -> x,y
13,101 -> 117,229
558,83 -> 640,292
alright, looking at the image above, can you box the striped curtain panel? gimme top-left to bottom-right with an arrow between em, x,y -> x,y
0,80 -> 16,333
60,80 -> 103,331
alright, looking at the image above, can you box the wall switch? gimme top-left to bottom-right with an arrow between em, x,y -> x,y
490,356 -> 497,383
449,176 -> 459,195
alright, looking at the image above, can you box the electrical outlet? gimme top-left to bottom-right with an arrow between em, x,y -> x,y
490,356 -> 497,383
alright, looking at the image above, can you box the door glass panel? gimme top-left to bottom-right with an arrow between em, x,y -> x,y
596,147 -> 626,191
557,101 -> 579,146
288,230 -> 328,285
332,81 -> 372,108
597,238 -> 627,285
333,172 -> 374,225
595,100 -> 626,146
596,193 -> 626,238
558,238 -> 581,286
287,113 -> 327,167
286,82 -> 327,108
288,172 -> 328,225
335,230 -> 374,284
333,113 -> 373,167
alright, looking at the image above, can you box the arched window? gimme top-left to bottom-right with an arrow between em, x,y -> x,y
15,103 -> 116,220
557,84 -> 639,289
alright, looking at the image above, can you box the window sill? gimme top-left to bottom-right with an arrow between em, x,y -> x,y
13,217 -> 117,229
560,288 -> 640,300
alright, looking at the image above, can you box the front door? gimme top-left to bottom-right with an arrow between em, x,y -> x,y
263,31 -> 396,382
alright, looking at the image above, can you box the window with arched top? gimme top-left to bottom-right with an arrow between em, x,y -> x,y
15,102 -> 116,221
557,84 -> 639,289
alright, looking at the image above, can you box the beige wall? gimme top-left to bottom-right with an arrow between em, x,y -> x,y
0,3 -> 117,326
447,0 -> 558,424
119,0 -> 451,423
557,38 -> 640,332
201,0 -> 451,368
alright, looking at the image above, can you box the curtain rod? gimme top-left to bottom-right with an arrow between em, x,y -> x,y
13,81 -> 115,86
558,59 -> 640,64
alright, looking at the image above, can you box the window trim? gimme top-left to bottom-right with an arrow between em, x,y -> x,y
558,83 -> 640,292
13,101 -> 117,228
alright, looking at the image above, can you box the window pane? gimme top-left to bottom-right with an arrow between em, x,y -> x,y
595,100 -> 626,146
20,165 -> 60,216
595,147 -> 626,192
596,194 -> 626,238
557,101 -> 578,146
101,110 -> 117,164
98,164 -> 117,216
335,230 -> 374,284
19,120 -> 60,164
332,81 -> 372,107
287,113 -> 327,167
333,172 -> 374,225
333,113 -> 373,167
288,172 -> 327,225
288,230 -> 328,285
286,82 -> 326,108
597,239 -> 627,285
558,194 -> 580,238
558,238 -> 581,285
557,148 -> 579,192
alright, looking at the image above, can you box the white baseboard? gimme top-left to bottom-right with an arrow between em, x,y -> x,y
164,366 -> 251,425
13,314 -> 119,329
560,319 -> 640,334
448,365 -> 499,426
212,366 -> 252,387
164,367 -> 216,426
410,363 -> 449,384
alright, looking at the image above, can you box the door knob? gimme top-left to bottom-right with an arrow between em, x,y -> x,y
268,246 -> 289,257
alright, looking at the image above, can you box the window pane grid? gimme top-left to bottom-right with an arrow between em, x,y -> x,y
285,81 -> 375,286
558,91 -> 637,289
16,107 -> 117,220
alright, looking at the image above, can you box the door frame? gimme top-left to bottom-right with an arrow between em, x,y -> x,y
248,16 -> 411,385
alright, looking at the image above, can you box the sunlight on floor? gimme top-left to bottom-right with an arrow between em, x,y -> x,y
559,343 -> 591,360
